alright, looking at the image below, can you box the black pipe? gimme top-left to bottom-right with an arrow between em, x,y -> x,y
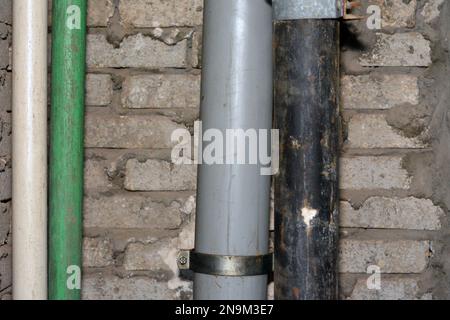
274,19 -> 340,300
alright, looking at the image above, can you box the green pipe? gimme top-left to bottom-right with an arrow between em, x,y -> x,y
49,0 -> 87,300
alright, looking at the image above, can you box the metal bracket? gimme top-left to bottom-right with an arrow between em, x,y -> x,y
273,0 -> 344,21
178,250 -> 273,277
343,1 -> 364,20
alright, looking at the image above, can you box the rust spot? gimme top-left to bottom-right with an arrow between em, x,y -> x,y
292,287 -> 301,299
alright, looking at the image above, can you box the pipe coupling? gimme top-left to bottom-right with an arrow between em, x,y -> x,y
273,0 -> 344,21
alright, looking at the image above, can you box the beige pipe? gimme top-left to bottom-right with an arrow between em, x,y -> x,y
12,0 -> 48,300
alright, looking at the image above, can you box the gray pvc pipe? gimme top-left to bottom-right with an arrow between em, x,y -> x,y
194,0 -> 273,300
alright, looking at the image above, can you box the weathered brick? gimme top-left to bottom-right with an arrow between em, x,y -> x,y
0,291 -> 11,300
149,28 -> 193,46
125,159 -> 197,191
84,158 -> 114,190
120,0 -> 203,28
82,274 -> 180,300
341,74 -> 419,110
0,0 -> 12,23
0,1 -> 10,298
177,218 -> 195,250
85,114 -> 187,149
0,202 -> 10,244
87,34 -> 187,69
86,74 -> 113,106
421,0 -> 444,23
83,238 -> 114,268
0,168 -> 11,201
347,114 -> 425,149
124,240 -> 173,272
0,23 -> 8,40
0,244 -> 11,291
84,193 -> 195,229
340,197 -> 443,230
122,74 -> 200,109
0,39 -> 9,69
340,156 -> 411,190
360,33 -> 431,67
0,116 -> 11,157
374,0 -> 416,28
339,240 -> 431,273
121,220 -> 195,293
348,278 -> 432,300
161,221 -> 195,292
87,0 -> 115,27
191,30 -> 202,68
0,71 -> 11,112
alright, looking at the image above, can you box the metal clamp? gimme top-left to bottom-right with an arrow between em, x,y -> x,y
178,250 -> 273,277
273,0 -> 344,21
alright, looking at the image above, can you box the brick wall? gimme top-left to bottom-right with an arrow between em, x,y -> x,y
81,0 -> 449,300
0,0 -> 11,300
338,0 -> 449,299
0,0 -> 449,300
80,0 -> 201,300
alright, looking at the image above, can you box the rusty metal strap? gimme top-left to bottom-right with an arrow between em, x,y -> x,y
178,251 -> 273,277
273,0 -> 344,21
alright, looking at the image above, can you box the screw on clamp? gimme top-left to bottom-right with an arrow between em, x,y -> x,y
177,250 -> 190,270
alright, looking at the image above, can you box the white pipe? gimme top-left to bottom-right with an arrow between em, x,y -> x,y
12,0 -> 48,300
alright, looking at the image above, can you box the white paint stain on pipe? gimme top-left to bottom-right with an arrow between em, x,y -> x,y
301,207 -> 318,227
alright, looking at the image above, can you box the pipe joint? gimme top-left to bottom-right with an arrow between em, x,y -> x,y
273,0 -> 344,20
